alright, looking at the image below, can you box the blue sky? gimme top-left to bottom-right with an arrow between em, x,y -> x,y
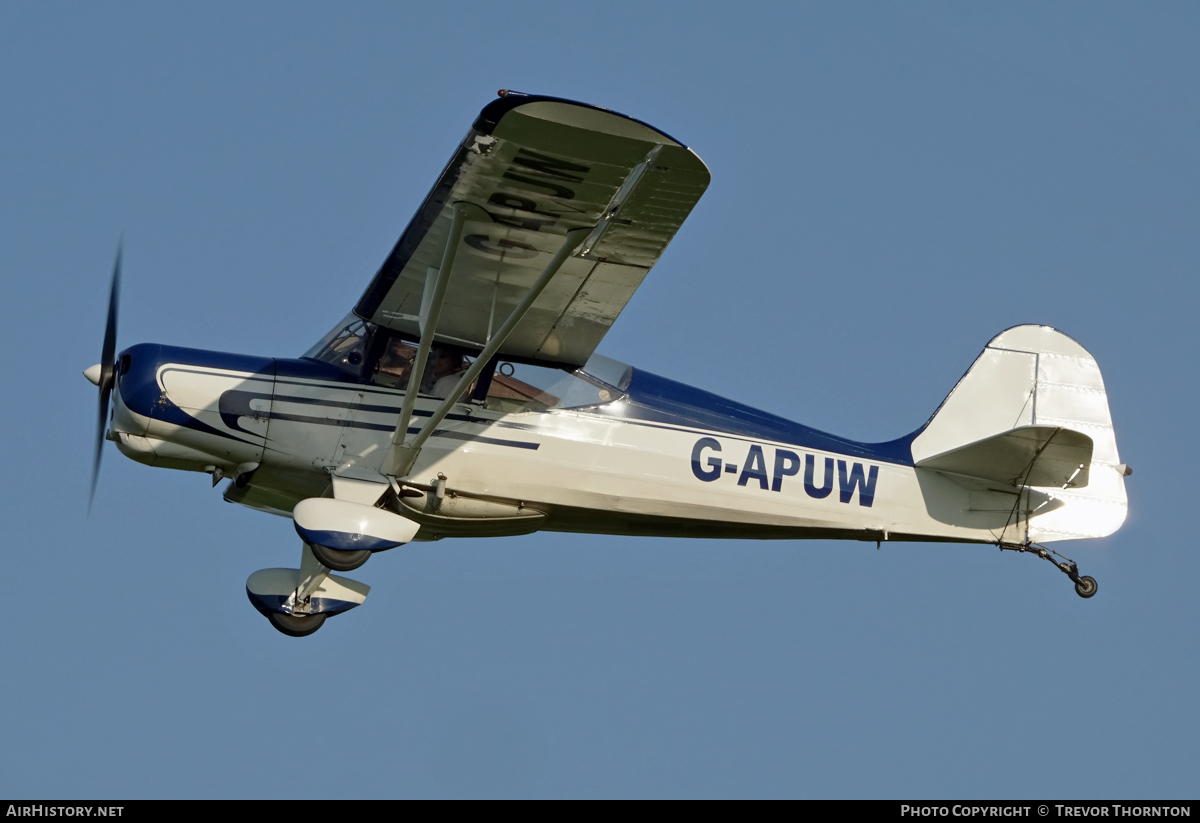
2,2 -> 1197,798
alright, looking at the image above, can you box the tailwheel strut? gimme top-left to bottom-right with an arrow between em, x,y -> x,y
999,541 -> 1098,599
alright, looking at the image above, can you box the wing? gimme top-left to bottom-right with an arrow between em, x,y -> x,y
354,92 -> 710,367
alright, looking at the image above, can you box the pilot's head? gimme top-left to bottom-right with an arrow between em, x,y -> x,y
432,349 -> 463,376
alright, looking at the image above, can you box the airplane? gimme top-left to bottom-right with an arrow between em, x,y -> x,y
84,90 -> 1130,637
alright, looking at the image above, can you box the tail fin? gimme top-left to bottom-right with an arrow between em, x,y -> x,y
912,325 -> 1128,541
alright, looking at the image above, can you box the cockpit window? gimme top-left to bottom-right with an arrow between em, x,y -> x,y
370,339 -> 467,397
482,356 -> 627,413
303,313 -> 373,378
373,337 -> 418,389
365,338 -> 629,411
305,315 -> 630,412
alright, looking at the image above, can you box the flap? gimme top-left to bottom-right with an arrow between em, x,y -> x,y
916,425 -> 1093,488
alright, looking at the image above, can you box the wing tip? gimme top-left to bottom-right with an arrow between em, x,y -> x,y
476,90 -> 689,149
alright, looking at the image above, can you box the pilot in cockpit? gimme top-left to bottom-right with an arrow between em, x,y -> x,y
425,348 -> 468,398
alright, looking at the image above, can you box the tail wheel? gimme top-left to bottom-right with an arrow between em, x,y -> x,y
268,611 -> 327,637
1000,541 -> 1098,601
309,542 -> 370,572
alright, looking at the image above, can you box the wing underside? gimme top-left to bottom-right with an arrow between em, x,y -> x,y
354,93 -> 710,367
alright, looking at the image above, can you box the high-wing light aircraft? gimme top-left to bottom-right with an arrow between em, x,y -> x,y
85,91 -> 1130,636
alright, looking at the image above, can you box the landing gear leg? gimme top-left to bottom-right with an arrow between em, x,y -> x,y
999,541 -> 1098,599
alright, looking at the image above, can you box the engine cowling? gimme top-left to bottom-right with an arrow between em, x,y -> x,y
292,498 -> 420,552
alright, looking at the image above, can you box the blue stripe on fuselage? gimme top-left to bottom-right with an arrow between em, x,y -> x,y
590,367 -> 916,466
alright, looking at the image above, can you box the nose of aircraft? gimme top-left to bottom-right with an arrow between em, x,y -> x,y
83,363 -> 103,386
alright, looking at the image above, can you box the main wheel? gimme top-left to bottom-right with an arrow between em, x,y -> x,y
267,610 -> 327,637
1074,575 -> 1098,599
310,541 -> 371,572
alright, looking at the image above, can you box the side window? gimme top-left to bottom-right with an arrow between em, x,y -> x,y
484,361 -> 621,413
305,318 -> 371,379
305,315 -> 631,411
373,337 -> 418,389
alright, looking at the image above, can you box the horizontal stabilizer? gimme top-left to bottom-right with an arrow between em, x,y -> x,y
917,425 -> 1092,488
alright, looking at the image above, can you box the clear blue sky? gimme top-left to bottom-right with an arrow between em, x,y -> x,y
2,1 -> 1197,798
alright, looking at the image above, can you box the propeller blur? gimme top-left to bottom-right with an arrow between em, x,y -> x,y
88,243 -> 121,512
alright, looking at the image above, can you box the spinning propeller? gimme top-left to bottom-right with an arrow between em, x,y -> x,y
84,244 -> 121,511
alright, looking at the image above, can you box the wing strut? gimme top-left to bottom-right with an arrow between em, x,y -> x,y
578,144 -> 662,258
386,202 -> 468,461
382,225 -> 591,478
